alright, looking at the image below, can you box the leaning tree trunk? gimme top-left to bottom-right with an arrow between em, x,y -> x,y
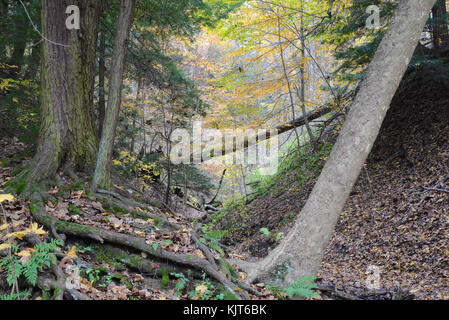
92,0 -> 136,191
25,0 -> 102,187
237,0 -> 437,286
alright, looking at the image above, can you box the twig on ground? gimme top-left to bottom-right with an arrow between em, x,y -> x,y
423,187 -> 449,194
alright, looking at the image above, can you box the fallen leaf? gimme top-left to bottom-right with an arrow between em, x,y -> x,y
0,223 -> 9,231
0,243 -> 11,251
67,246 -> 77,258
196,250 -> 205,259
0,194 -> 15,203
195,284 -> 208,295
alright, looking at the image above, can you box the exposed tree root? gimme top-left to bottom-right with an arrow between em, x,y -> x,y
227,259 -> 262,284
93,193 -> 176,232
97,189 -> 146,209
191,232 -> 218,270
28,191 -> 251,299
97,244 -> 204,279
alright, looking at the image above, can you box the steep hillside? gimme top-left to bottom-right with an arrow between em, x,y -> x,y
319,65 -> 449,300
213,65 -> 449,299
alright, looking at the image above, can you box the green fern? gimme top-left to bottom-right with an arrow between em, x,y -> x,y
285,276 -> 319,299
0,290 -> 32,300
199,227 -> 226,255
0,239 -> 62,287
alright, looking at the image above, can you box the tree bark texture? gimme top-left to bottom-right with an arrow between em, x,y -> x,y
28,0 -> 102,184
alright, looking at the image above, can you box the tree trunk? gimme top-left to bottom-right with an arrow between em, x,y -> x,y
277,14 -> 301,150
25,0 -> 101,186
432,0 -> 449,57
98,30 -> 106,138
298,1 -> 314,143
24,38 -> 41,79
0,0 -> 7,17
0,0 -> 8,58
9,7 -> 28,78
92,0 -> 136,191
130,78 -> 141,153
239,0 -> 437,286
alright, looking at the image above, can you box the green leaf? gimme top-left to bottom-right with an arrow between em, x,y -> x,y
260,227 -> 270,235
207,242 -> 224,255
285,276 -> 319,299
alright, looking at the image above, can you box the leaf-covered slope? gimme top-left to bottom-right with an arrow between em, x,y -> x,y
319,65 -> 449,300
216,65 -> 449,299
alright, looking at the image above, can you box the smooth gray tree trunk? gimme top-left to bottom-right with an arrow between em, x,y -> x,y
234,0 -> 437,286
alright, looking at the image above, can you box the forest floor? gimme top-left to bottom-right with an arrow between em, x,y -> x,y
0,140 -> 273,300
215,66 -> 449,300
1,66 -> 448,300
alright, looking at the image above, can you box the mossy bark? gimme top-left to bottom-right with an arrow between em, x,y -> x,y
27,0 -> 102,186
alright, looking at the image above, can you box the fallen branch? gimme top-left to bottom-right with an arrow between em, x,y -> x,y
423,187 -> 449,194
414,173 -> 449,195
97,189 -> 148,210
314,283 -> 361,300
94,193 -> 175,231
189,106 -> 333,162
435,173 -> 449,188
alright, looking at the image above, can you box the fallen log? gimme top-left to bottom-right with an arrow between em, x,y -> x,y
188,106 -> 334,162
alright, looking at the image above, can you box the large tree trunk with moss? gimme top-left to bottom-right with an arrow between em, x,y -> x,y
92,0 -> 136,191
235,0 -> 437,286
25,0 -> 102,187
432,0 -> 449,57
